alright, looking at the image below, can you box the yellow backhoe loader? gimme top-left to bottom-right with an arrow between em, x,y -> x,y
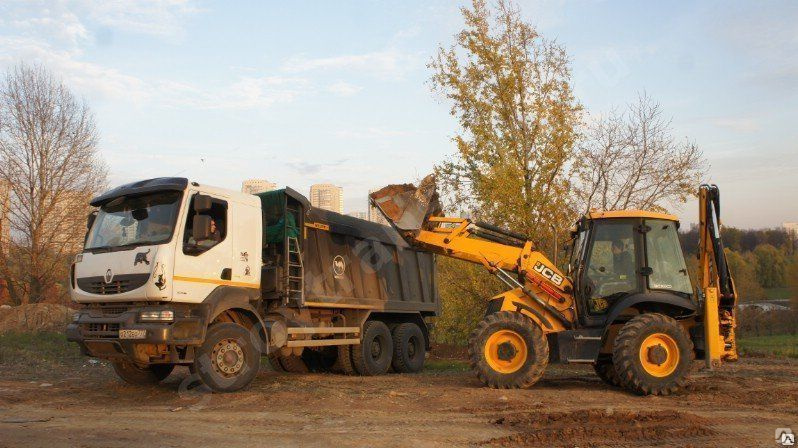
370,177 -> 737,395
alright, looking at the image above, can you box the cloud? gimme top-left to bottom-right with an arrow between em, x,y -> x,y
284,158 -> 350,175
84,0 -> 201,37
711,117 -> 759,133
281,49 -> 419,80
327,81 -> 362,97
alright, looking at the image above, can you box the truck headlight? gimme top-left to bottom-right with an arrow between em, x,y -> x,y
139,310 -> 174,322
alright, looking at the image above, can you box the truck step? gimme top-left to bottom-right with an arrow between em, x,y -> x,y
287,326 -> 360,335
286,338 -> 360,348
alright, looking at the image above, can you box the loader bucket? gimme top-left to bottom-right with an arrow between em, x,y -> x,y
369,174 -> 442,232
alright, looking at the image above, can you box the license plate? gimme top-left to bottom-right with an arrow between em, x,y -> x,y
119,329 -> 147,339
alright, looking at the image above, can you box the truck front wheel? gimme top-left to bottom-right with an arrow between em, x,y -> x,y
194,322 -> 260,392
112,361 -> 174,385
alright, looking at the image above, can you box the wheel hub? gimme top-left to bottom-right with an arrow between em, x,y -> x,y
213,339 -> 245,377
497,341 -> 518,361
647,344 -> 668,365
371,339 -> 382,359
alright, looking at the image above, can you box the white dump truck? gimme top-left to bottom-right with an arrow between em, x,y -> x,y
67,177 -> 439,392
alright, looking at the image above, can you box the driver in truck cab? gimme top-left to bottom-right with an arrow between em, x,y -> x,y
611,239 -> 634,280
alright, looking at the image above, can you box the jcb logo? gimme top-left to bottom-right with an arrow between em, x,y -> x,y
533,261 -> 563,286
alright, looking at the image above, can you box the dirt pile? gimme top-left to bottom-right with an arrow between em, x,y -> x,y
485,409 -> 715,447
0,303 -> 73,333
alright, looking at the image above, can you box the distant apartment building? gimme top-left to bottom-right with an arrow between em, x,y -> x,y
309,184 -> 343,214
347,211 -> 368,220
242,179 -> 277,195
784,222 -> 798,237
367,188 -> 389,226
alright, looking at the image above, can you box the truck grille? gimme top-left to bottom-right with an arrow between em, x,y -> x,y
81,323 -> 120,338
76,274 -> 150,295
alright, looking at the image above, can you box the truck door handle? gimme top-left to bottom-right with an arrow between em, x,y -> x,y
221,268 -> 232,280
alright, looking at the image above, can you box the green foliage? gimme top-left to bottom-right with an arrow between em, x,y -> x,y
752,244 -> 787,288
430,0 -> 581,245
0,331 -> 84,372
431,257 -> 503,345
724,248 -> 765,301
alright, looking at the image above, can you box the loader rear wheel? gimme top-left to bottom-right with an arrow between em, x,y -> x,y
276,353 -> 310,373
352,320 -> 393,376
112,361 -> 174,385
193,323 -> 260,392
391,322 -> 426,373
468,311 -> 548,389
593,357 -> 621,387
612,313 -> 694,396
334,344 -> 356,375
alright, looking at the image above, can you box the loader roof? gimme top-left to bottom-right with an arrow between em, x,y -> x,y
587,209 -> 679,222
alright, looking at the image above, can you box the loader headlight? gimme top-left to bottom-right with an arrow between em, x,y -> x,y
138,310 -> 174,322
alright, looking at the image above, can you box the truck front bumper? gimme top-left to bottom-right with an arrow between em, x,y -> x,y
66,303 -> 209,364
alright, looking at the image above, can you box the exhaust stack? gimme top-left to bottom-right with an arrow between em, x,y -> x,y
369,174 -> 442,232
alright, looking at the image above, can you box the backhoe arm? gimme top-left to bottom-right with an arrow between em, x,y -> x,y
698,184 -> 738,367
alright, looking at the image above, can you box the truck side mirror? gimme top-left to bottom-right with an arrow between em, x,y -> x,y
194,194 -> 213,213
86,211 -> 97,230
192,215 -> 212,241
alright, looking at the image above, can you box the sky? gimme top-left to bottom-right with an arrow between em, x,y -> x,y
0,0 -> 795,228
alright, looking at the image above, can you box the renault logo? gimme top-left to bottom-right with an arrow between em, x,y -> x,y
104,269 -> 114,284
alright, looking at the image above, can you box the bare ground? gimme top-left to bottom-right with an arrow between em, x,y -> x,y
0,356 -> 796,448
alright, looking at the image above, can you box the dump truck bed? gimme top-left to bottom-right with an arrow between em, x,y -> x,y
257,188 -> 439,316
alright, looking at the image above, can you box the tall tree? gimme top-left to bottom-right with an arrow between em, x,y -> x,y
430,0 -> 581,245
575,93 -> 705,213
0,64 -> 107,305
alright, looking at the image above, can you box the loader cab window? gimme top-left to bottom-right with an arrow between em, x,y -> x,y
183,194 -> 228,256
584,222 -> 639,314
645,219 -> 693,295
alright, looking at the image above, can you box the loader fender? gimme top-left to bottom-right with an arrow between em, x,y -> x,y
604,292 -> 697,326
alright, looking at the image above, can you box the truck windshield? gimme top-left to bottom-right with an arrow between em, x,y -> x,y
86,191 -> 183,250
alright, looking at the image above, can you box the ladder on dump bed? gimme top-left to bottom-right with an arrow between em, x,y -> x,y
286,236 -> 304,306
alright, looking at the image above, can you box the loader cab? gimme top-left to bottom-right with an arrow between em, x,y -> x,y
568,211 -> 694,328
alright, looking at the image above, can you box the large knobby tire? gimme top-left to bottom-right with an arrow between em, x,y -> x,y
302,346 -> 338,372
612,313 -> 694,396
334,344 -> 356,375
193,322 -> 260,392
352,320 -> 393,376
391,322 -> 426,373
267,353 -> 286,372
468,311 -> 549,389
593,357 -> 621,387
112,361 -> 174,385
275,353 -> 309,373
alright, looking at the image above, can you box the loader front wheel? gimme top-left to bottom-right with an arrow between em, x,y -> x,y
612,313 -> 694,396
112,361 -> 174,385
468,311 -> 548,389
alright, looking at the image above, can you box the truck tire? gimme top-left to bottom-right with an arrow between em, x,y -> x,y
302,346 -> 338,372
352,320 -> 393,376
334,344 -> 356,375
112,361 -> 174,385
391,322 -> 426,373
468,311 -> 548,389
612,313 -> 694,396
267,353 -> 286,372
593,357 -> 621,387
193,322 -> 260,392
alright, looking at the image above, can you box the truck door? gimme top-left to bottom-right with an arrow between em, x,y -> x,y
172,191 -> 233,302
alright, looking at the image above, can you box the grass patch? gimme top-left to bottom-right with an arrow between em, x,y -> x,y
0,331 -> 84,370
425,359 -> 469,372
737,334 -> 798,358
764,287 -> 793,301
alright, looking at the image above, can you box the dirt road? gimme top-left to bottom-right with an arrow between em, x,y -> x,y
0,357 -> 796,447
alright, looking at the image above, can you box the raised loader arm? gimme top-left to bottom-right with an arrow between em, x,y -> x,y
698,184 -> 738,367
370,176 -> 575,331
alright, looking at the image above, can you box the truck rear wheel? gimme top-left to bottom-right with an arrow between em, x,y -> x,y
612,313 -> 694,396
391,322 -> 426,373
468,311 -> 548,389
193,322 -> 260,392
593,357 -> 621,387
112,361 -> 174,385
276,353 -> 310,373
352,320 -> 393,375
